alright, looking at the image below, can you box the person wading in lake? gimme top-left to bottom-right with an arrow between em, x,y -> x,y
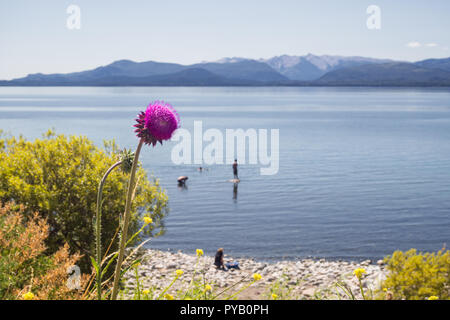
232,159 -> 238,180
214,248 -> 226,270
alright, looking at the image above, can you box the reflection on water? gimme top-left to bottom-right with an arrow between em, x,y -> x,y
233,183 -> 238,202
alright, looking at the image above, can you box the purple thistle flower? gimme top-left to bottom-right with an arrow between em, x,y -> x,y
134,101 -> 180,146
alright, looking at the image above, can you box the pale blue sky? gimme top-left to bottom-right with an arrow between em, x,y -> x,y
1,0 -> 449,79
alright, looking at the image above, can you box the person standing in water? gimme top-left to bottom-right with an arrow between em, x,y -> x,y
232,159 -> 238,180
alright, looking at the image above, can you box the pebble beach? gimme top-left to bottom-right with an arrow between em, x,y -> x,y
123,249 -> 388,300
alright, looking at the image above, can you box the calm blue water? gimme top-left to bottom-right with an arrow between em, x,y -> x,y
1,87 -> 450,261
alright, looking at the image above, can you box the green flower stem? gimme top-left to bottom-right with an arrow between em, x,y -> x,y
335,281 -> 355,300
93,223 -> 150,299
125,223 -> 148,248
96,160 -> 122,300
358,278 -> 366,300
226,280 -> 257,300
111,139 -> 144,300
183,255 -> 200,299
158,275 -> 181,300
212,275 -> 249,299
134,266 -> 141,300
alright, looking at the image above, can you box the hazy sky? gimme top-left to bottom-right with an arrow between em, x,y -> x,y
1,0 -> 449,79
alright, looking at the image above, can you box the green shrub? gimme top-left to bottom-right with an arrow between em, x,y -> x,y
0,130 -> 168,271
381,248 -> 450,300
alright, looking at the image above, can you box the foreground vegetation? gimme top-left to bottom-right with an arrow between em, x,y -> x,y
1,196 -> 448,300
0,124 -> 448,300
0,130 -> 168,272
381,248 -> 449,300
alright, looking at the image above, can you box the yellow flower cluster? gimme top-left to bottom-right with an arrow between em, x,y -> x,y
196,249 -> 204,256
176,269 -> 184,277
164,293 -> 174,300
143,289 -> 150,295
382,249 -> 450,300
143,217 -> 153,225
204,284 -> 212,292
353,268 -> 366,279
23,292 -> 35,300
271,293 -> 278,299
252,273 -> 262,281
428,296 -> 439,300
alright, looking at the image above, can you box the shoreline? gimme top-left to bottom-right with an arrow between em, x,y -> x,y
147,247 -> 385,264
123,248 -> 387,300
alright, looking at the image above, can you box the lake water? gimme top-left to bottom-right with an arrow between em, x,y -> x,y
1,86 -> 450,261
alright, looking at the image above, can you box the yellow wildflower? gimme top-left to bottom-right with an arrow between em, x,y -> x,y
175,269 -> 184,277
23,292 -> 35,300
143,217 -> 153,225
196,249 -> 204,256
252,273 -> 262,281
164,293 -> 174,300
272,293 -> 278,299
204,284 -> 212,292
428,296 -> 438,300
353,268 -> 366,279
142,289 -> 150,295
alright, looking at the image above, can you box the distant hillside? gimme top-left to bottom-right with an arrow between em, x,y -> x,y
91,68 -> 256,86
1,60 -> 286,86
415,58 -> 450,72
1,55 -> 450,86
315,62 -> 450,86
2,68 -> 260,86
4,60 -> 188,86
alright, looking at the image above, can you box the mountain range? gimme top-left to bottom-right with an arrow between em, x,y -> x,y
2,54 -> 450,86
